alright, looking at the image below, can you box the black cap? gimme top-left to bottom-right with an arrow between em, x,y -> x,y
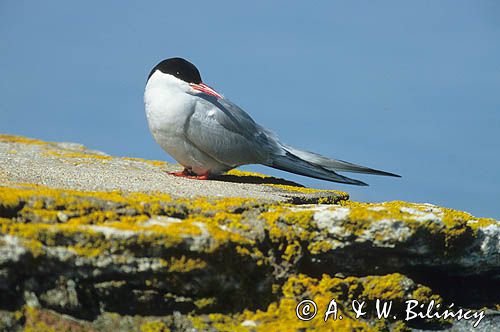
148,57 -> 202,84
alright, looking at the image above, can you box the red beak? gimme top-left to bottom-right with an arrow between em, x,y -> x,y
190,82 -> 223,99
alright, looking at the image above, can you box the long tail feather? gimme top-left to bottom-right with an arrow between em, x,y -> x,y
266,145 -> 401,186
268,151 -> 368,186
283,145 -> 401,177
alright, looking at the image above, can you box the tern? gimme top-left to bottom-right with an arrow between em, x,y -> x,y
144,57 -> 400,185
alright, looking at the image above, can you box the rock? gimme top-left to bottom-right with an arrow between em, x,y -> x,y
0,134 -> 347,205
0,134 -> 499,332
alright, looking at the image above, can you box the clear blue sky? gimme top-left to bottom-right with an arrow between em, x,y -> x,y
1,1 -> 499,218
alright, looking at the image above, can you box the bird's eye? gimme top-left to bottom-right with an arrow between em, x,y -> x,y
176,71 -> 180,75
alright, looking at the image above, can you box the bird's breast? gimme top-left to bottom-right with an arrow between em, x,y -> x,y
144,86 -> 195,137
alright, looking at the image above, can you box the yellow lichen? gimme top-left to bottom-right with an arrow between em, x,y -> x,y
260,208 -> 334,259
189,316 -> 209,330
265,183 -> 348,199
43,150 -> 112,160
122,157 -> 167,167
0,134 -> 49,145
67,245 -> 103,258
231,273 -> 440,332
0,185 -> 260,259
238,274 -> 373,332
139,321 -> 171,332
411,285 -> 442,304
361,273 -> 407,300
194,297 -> 216,309
226,169 -> 271,179
0,188 -> 21,210
336,200 -> 497,252
165,256 -> 207,273
1,183 -> 496,268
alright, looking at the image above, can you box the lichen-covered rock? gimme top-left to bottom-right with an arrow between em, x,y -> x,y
0,134 -> 499,331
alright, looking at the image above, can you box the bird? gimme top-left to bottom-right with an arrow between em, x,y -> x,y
144,57 -> 400,186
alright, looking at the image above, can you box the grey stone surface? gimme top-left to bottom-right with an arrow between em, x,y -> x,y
0,134 -> 345,204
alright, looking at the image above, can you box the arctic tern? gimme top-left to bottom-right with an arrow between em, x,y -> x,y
144,57 -> 400,185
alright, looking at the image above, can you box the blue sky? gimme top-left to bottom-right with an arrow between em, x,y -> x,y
1,1 -> 499,218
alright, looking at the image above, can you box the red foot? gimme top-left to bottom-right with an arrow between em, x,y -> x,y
169,169 -> 191,177
192,174 -> 210,180
168,168 -> 210,180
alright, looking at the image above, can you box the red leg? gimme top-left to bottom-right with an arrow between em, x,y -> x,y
168,168 -> 210,180
193,173 -> 210,180
169,168 -> 192,177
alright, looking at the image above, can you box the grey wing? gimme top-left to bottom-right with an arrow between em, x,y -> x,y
184,96 -> 278,167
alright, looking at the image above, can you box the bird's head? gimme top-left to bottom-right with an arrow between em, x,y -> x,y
146,57 -> 222,99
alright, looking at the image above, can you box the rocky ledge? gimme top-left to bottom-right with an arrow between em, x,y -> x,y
0,134 -> 499,332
